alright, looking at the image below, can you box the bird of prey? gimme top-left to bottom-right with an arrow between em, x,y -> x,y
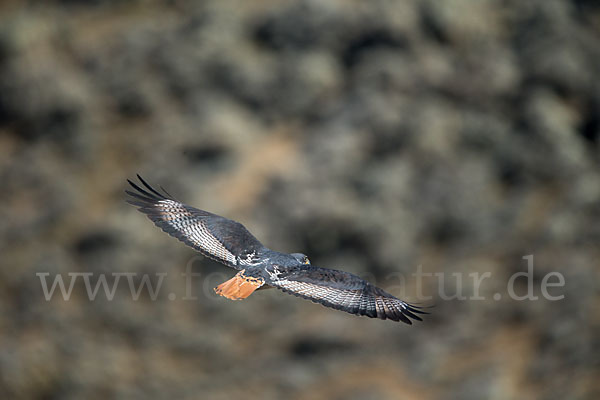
126,175 -> 427,324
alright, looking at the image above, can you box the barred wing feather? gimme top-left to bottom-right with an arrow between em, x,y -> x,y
268,266 -> 426,324
126,175 -> 265,270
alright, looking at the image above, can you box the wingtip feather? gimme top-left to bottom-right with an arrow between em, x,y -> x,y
137,174 -> 168,199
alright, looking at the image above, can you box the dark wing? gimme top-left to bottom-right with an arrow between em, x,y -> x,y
267,265 -> 426,324
126,175 -> 266,270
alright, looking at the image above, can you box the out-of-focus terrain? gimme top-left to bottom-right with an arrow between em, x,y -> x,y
0,1 -> 599,399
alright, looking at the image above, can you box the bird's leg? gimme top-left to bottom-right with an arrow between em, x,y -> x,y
214,269 -> 265,300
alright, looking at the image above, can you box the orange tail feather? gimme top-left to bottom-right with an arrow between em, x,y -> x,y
214,270 -> 264,300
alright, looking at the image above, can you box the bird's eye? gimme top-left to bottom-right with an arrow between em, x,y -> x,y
303,256 -> 310,264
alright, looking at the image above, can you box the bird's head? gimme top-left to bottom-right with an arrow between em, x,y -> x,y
291,253 -> 311,265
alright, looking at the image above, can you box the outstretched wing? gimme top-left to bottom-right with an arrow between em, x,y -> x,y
266,265 -> 426,324
126,175 -> 266,270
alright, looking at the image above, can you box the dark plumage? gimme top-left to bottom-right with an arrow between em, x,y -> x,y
126,175 -> 427,324
126,176 -> 264,269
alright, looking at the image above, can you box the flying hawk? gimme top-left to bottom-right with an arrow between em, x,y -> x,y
126,175 -> 427,324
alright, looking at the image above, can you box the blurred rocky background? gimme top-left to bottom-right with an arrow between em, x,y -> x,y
1,0 -> 599,399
